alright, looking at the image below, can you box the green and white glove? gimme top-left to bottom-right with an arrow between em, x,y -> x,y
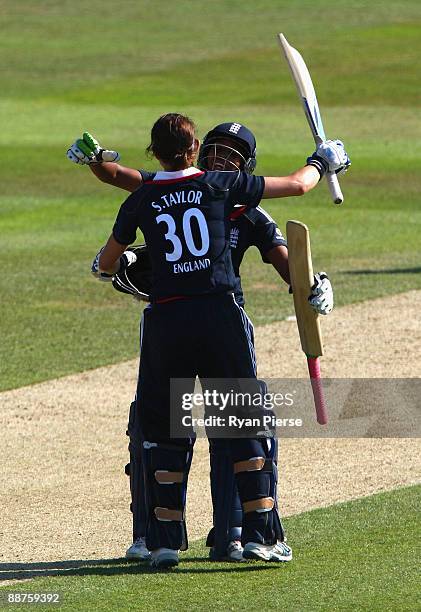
67,132 -> 120,165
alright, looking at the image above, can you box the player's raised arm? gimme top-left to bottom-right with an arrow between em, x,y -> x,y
67,132 -> 142,192
262,139 -> 350,199
90,160 -> 142,192
263,166 -> 319,198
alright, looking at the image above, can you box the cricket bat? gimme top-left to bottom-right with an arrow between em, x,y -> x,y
287,220 -> 328,425
277,32 -> 344,205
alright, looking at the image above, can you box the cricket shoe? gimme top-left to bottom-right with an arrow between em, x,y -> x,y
125,536 -> 151,561
209,540 -> 244,562
226,540 -> 244,561
150,548 -> 179,569
243,541 -> 292,562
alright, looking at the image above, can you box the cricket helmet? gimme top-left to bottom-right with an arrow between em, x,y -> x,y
198,122 -> 257,174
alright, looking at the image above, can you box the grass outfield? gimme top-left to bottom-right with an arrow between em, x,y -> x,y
1,0 -> 421,389
1,486 -> 419,611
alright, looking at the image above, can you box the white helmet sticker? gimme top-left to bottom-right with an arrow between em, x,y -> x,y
229,123 -> 242,134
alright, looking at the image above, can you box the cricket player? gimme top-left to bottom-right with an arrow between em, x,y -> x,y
68,122 -> 336,562
68,114 -> 349,568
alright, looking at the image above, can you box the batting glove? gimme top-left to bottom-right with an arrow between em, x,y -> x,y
308,272 -> 333,315
67,132 -> 121,165
91,247 -> 112,282
307,139 -> 351,177
91,248 -> 137,282
118,250 -> 138,271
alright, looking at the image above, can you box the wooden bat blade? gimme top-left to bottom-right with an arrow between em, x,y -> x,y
277,33 -> 344,205
286,220 -> 323,358
287,220 -> 328,424
278,33 -> 326,142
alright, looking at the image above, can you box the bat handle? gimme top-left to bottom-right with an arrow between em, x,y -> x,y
307,357 -> 328,425
326,172 -> 343,205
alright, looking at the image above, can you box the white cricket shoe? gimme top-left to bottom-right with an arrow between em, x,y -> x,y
243,541 -> 292,562
125,536 -> 150,561
150,548 -> 179,569
226,540 -> 244,561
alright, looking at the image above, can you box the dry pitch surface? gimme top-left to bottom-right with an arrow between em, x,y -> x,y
1,291 -> 420,567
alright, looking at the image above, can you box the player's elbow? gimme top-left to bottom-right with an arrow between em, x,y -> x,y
292,180 -> 308,196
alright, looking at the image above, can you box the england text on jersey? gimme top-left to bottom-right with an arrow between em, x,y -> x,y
173,258 -> 211,274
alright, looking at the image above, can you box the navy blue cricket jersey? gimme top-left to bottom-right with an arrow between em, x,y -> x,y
228,205 -> 287,306
112,167 -> 264,300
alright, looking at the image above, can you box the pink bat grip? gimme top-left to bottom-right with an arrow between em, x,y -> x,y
307,357 -> 328,425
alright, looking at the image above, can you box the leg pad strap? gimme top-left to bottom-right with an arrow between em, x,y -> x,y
243,497 -> 274,514
154,507 -> 184,522
234,457 -> 273,473
155,470 -> 184,484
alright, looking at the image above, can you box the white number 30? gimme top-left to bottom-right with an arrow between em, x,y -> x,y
156,208 -> 210,262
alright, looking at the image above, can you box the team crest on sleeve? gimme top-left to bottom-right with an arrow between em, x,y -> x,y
230,227 -> 240,248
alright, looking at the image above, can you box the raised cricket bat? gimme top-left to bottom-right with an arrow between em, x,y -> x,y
277,33 -> 344,205
287,220 -> 328,425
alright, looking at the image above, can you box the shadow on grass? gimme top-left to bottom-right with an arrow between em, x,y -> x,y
342,267 -> 421,275
0,557 -> 274,582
